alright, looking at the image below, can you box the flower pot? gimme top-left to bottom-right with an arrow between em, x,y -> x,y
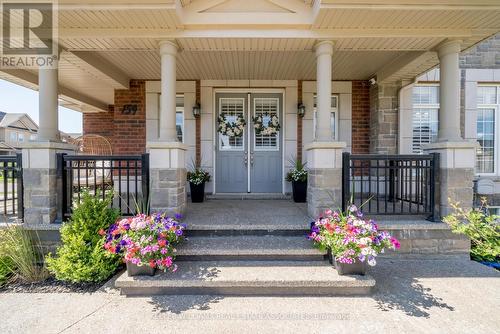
334,259 -> 367,276
126,262 -> 156,276
189,182 -> 205,203
291,180 -> 307,203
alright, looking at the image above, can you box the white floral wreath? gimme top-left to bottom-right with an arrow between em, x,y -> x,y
218,114 -> 246,138
252,113 -> 280,136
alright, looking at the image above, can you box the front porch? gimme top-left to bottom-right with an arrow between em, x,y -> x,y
113,198 -> 468,296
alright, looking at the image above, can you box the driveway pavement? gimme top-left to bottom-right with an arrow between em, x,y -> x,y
1,257 -> 499,334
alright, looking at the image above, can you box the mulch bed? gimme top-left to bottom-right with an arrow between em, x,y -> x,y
0,276 -> 105,293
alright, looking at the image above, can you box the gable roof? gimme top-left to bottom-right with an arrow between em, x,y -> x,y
0,112 -> 38,132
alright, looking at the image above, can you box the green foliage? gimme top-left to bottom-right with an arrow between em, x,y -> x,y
0,225 -> 48,285
46,190 -> 121,283
285,156 -> 307,182
0,254 -> 13,286
187,159 -> 211,185
443,199 -> 500,262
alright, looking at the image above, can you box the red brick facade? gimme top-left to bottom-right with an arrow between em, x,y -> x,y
351,80 -> 370,154
83,79 -> 146,155
82,106 -> 114,139
297,80 -> 303,162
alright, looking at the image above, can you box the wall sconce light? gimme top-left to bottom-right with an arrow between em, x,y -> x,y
192,102 -> 201,118
297,103 -> 306,118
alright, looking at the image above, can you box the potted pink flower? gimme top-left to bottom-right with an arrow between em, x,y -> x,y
308,205 -> 400,275
103,213 -> 186,276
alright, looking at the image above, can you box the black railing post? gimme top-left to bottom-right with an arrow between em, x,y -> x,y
57,153 -> 68,222
428,152 -> 440,222
388,159 -> 395,202
341,152 -> 350,212
141,153 -> 150,212
15,153 -> 23,220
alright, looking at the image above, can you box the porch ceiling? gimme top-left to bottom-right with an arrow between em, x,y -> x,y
93,49 -> 406,81
1,0 -> 499,113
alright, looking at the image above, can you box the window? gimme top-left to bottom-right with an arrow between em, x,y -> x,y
218,98 -> 245,151
254,98 -> 279,151
176,95 -> 184,142
30,134 -> 36,141
18,133 -> 24,142
9,132 -> 17,142
412,85 -> 439,153
476,85 -> 499,174
313,95 -> 338,140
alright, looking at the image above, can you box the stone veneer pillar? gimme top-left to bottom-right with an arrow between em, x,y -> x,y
23,56 -> 76,225
306,142 -> 346,217
22,142 -> 75,225
423,40 -> 476,218
147,40 -> 187,215
147,142 -> 187,215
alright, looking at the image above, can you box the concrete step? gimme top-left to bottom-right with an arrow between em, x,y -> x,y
177,236 -> 324,261
115,260 -> 375,296
206,193 -> 291,200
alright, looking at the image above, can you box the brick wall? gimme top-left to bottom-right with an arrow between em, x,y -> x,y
195,80 -> 201,165
297,80 -> 303,162
351,80 -> 370,154
82,106 -> 114,140
82,79 -> 146,155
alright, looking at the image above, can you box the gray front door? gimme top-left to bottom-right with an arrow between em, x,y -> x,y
215,92 -> 283,193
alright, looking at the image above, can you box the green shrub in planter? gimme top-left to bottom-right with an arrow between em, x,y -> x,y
46,190 -> 121,283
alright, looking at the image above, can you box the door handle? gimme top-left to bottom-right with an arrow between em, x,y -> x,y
250,152 -> 254,166
244,151 -> 248,166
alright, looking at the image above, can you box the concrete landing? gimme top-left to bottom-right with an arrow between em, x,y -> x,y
115,260 -> 375,296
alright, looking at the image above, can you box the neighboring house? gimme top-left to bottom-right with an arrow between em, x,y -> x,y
0,112 -> 38,155
399,33 -> 500,209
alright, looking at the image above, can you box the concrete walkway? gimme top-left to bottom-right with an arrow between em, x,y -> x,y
1,258 -> 499,334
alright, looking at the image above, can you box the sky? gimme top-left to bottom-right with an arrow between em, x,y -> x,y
0,79 -> 83,134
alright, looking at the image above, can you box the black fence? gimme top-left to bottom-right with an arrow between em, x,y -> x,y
0,154 -> 23,220
342,153 -> 438,220
58,154 -> 149,221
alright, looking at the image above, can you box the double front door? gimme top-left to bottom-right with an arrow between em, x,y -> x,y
215,92 -> 283,193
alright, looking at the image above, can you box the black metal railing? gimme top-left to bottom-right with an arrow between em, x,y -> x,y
342,152 -> 438,220
58,153 -> 149,220
0,154 -> 23,220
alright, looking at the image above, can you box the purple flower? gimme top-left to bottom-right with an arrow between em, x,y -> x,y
175,213 -> 183,220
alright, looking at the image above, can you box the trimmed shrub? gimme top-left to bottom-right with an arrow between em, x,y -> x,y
46,190 -> 121,283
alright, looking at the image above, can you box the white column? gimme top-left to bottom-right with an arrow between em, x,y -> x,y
315,41 -> 334,142
159,41 -> 178,142
437,39 -> 462,142
37,67 -> 59,141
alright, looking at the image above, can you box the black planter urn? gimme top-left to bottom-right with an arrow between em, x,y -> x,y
291,180 -> 307,203
126,263 -> 156,276
190,182 -> 206,203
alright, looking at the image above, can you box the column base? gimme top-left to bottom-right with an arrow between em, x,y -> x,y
146,141 -> 188,215
305,141 -> 346,217
21,141 -> 75,225
423,141 -> 477,217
